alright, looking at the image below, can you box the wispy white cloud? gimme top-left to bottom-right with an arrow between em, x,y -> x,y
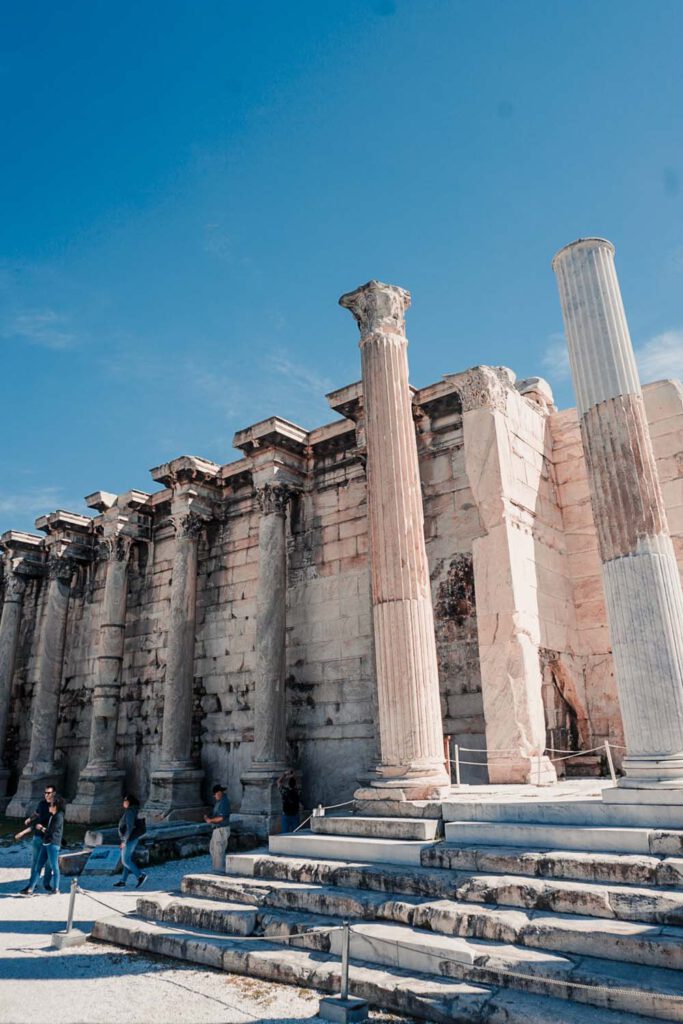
265,349 -> 334,399
636,330 -> 683,383
541,332 -> 571,381
0,486 -> 87,520
1,309 -> 77,350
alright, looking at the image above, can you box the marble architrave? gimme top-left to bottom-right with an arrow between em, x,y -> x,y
554,238 -> 683,794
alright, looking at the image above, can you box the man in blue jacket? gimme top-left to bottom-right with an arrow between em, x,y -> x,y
20,783 -> 56,895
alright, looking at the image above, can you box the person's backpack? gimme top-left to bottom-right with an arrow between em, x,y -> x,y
130,814 -> 146,841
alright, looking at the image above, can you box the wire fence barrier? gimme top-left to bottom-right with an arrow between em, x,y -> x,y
448,739 -> 626,786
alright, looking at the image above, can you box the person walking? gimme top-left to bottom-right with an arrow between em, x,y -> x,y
35,795 -> 65,895
19,783 -> 56,895
113,793 -> 147,888
278,771 -> 301,833
204,784 -> 231,871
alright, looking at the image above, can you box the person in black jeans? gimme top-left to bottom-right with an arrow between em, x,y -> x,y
20,784 -> 56,895
35,796 -> 65,895
114,794 -> 147,888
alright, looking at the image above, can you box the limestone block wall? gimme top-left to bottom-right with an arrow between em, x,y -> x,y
3,369 -> 681,811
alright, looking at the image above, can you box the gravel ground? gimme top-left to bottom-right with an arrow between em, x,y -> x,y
0,841 -> 417,1024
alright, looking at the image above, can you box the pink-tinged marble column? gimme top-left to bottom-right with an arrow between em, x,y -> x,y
340,280 -> 450,800
553,238 -> 683,793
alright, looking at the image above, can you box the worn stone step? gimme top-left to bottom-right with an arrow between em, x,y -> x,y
186,871 -> 683,971
311,814 -> 443,841
441,797 -> 683,835
269,829 -> 437,865
321,919 -> 683,1022
136,893 -> 340,939
444,820 -> 662,855
224,852 -> 683,924
423,842 -> 683,888
92,913 -> 663,1024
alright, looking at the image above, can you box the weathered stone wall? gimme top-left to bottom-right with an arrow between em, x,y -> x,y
3,371 -> 682,813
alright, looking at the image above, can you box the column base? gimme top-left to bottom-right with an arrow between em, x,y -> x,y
6,763 -> 66,818
235,764 -> 288,839
618,751 -> 683,787
67,765 -> 125,824
486,754 -> 557,786
355,763 -> 452,802
143,766 -> 205,823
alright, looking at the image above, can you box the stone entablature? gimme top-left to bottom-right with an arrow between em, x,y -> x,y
2,362 -> 682,819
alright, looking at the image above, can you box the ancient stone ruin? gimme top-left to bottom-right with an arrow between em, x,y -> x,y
1,243 -> 682,835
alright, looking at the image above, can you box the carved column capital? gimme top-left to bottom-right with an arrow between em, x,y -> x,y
46,554 -> 77,583
2,570 -> 27,602
339,280 -> 410,339
97,534 -> 135,563
447,366 -> 514,414
171,510 -> 207,540
255,483 -> 293,517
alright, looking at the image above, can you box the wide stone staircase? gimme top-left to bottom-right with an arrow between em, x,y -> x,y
92,801 -> 683,1023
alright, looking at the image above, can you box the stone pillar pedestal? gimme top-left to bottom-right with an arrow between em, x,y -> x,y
6,554 -> 75,815
553,238 -> 683,795
146,511 -> 206,821
340,280 -> 450,802
239,483 -> 291,837
68,537 -> 132,824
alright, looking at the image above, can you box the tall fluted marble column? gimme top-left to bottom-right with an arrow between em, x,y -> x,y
238,482 -> 292,836
553,238 -> 683,793
68,535 -> 133,823
146,510 -> 206,820
6,552 -> 76,815
340,280 -> 450,800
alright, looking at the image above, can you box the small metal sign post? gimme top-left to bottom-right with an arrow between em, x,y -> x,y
318,921 -> 369,1023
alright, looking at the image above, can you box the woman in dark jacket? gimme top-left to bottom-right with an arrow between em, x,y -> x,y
114,793 -> 147,888
35,795 -> 65,894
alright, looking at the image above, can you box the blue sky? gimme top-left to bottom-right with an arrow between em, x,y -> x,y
1,0 -> 682,534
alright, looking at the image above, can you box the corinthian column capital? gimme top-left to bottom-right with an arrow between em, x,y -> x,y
339,280 -> 410,340
46,553 -> 78,583
171,510 -> 208,540
255,483 -> 292,517
2,569 -> 27,602
97,534 -> 135,563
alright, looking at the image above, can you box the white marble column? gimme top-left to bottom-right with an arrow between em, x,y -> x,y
553,238 -> 683,792
146,510 -> 206,820
238,482 -> 292,836
6,552 -> 75,815
68,535 -> 133,823
340,280 -> 450,800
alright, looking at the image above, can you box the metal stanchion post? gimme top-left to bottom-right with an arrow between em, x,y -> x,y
318,921 -> 369,1023
454,744 -> 461,787
604,740 -> 617,784
51,876 -> 88,949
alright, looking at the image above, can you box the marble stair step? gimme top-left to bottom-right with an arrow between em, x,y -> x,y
311,814 -> 443,841
184,870 -> 683,970
223,853 -> 683,924
92,913 -> 664,1024
423,842 -> 683,887
444,820 -> 678,855
269,829 -> 438,865
136,892 -> 340,938
441,797 -> 683,832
